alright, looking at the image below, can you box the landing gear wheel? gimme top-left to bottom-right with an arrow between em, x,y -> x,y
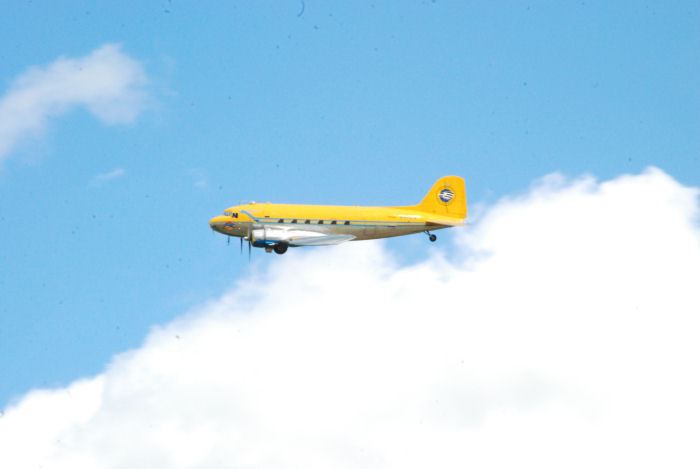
429,234 -> 437,242
273,243 -> 288,255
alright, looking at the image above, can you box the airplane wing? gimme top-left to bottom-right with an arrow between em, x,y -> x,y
288,234 -> 355,246
251,227 -> 355,247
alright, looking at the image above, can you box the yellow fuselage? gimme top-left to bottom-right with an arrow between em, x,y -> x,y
209,203 -> 460,242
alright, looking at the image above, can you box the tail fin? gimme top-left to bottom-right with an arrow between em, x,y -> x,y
413,176 -> 467,219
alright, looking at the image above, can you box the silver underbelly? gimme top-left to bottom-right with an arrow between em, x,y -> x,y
216,222 -> 439,241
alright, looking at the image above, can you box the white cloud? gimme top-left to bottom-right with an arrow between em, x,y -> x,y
1,167 -> 699,468
0,44 -> 148,163
90,168 -> 126,186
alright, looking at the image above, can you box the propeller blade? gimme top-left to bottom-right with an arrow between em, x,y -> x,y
247,225 -> 252,262
240,236 -> 243,254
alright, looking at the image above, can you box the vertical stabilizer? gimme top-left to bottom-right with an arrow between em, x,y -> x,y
412,176 -> 467,219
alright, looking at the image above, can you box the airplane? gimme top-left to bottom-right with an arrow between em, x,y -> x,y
209,175 -> 466,255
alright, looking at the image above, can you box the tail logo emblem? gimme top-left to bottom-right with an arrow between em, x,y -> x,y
438,187 -> 455,204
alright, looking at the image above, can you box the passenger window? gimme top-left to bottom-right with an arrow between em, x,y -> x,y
318,220 -> 324,224
331,220 -> 337,225
344,221 -> 350,225
233,213 -> 238,218
278,219 -> 284,223
291,219 -> 297,223
304,220 -> 310,224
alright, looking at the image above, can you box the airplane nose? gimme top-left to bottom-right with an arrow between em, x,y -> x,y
209,215 -> 228,232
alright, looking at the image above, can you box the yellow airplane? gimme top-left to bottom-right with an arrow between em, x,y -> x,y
209,175 -> 466,255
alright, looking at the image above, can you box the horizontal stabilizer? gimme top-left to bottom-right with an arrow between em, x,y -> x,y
426,219 -> 466,227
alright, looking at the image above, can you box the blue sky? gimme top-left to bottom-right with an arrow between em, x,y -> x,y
0,0 -> 698,406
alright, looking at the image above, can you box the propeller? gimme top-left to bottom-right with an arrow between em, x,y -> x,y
247,225 -> 252,261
